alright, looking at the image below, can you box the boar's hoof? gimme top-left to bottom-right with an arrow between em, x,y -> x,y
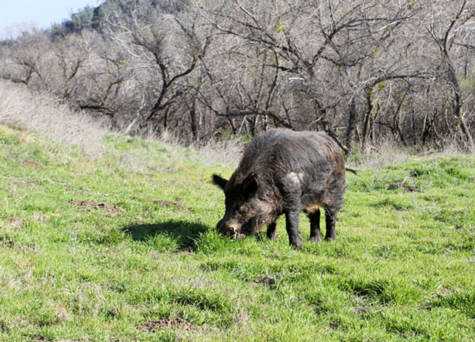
291,237 -> 303,249
309,235 -> 322,243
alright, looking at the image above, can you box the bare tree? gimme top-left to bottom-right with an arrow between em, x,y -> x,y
0,0 -> 472,149
426,0 -> 474,151
196,0 -> 426,150
106,1 -> 209,134
1,33 -> 51,86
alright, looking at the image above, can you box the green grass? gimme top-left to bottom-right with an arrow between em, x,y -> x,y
0,125 -> 474,341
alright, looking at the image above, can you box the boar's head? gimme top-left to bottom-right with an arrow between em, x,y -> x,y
212,173 -> 273,239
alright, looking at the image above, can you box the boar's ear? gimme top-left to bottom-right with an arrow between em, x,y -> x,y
212,174 -> 228,191
242,173 -> 258,196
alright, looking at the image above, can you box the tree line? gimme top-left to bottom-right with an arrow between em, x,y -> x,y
0,0 -> 473,152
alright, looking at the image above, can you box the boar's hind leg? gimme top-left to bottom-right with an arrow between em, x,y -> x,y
308,209 -> 322,242
266,221 -> 277,240
324,206 -> 337,241
285,210 -> 302,248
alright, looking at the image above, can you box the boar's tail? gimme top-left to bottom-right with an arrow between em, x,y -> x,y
345,167 -> 358,175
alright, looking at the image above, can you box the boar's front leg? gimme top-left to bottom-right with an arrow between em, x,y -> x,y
266,221 -> 277,240
308,209 -> 322,242
285,210 -> 302,248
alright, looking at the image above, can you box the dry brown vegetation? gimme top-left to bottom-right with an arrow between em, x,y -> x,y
0,80 -> 106,156
0,80 -> 242,169
0,0 -> 473,152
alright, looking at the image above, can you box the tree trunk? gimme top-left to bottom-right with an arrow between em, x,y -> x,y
445,58 -> 474,151
361,88 -> 373,151
345,97 -> 357,153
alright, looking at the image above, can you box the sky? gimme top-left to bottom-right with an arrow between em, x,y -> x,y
0,0 -> 104,39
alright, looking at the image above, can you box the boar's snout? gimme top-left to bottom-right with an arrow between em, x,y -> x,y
216,218 -> 246,239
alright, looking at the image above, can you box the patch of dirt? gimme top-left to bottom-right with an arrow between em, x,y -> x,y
0,238 -> 14,248
69,200 -> 121,214
9,181 -> 29,188
387,183 -> 419,192
0,320 -> 9,333
2,175 -> 36,188
152,200 -> 191,212
138,318 -> 193,332
328,320 -> 339,330
253,276 -> 276,289
431,287 -> 452,298
24,160 -> 45,170
165,165 -> 181,173
349,306 -> 375,314
9,217 -> 24,229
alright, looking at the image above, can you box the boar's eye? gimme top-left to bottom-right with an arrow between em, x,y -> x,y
238,204 -> 247,213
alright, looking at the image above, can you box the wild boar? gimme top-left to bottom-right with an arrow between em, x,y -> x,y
212,128 -> 347,248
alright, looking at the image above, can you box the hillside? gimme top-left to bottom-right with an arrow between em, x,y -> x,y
2,0 -> 473,150
0,124 -> 473,341
49,0 -> 186,36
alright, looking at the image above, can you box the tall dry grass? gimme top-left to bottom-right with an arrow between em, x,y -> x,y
347,137 -> 472,171
0,80 -> 242,167
0,80 -> 107,156
1,80 -> 466,171
154,129 -> 243,168
347,140 -> 414,170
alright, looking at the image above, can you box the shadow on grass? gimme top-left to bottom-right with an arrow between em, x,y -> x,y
121,220 -> 210,251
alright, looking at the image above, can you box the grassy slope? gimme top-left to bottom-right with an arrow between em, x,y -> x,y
0,125 -> 473,341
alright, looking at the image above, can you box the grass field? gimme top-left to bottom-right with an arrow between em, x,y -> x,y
0,124 -> 473,341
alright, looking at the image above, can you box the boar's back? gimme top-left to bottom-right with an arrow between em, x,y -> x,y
230,129 -> 345,201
